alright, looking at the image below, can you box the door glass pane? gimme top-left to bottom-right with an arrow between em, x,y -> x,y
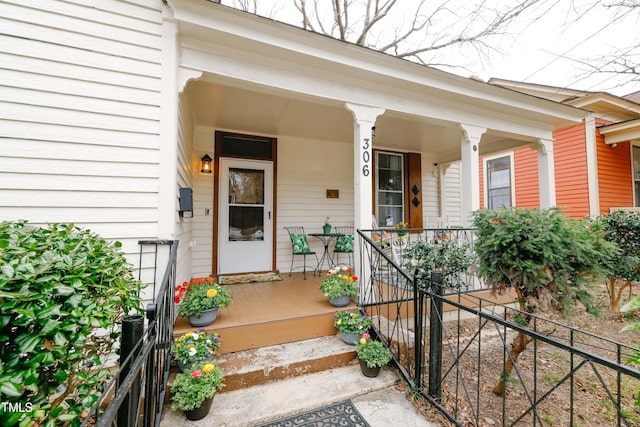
228,168 -> 264,241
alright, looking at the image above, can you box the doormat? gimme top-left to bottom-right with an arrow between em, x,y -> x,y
258,400 -> 370,427
217,271 -> 282,285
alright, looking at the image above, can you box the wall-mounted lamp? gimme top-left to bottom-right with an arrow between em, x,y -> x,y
371,126 -> 376,139
200,154 -> 212,173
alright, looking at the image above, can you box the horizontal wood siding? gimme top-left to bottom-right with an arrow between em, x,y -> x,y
0,0 -> 163,264
553,124 -> 590,218
276,137 -> 355,273
443,162 -> 462,225
514,147 -> 540,208
595,117 -> 633,214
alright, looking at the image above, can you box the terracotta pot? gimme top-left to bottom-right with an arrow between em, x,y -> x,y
359,358 -> 381,378
329,295 -> 350,307
339,332 -> 360,345
188,307 -> 218,327
183,395 -> 214,421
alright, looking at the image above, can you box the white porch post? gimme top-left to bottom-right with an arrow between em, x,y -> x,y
537,138 -> 556,209
345,103 -> 384,304
459,124 -> 486,226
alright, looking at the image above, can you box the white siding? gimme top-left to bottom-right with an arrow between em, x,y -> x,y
276,136 -> 354,273
443,162 -> 463,226
0,0 -> 164,280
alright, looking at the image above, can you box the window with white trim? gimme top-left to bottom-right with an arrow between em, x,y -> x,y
486,155 -> 513,209
633,146 -> 640,207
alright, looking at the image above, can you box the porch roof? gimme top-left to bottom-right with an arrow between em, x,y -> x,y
169,0 -> 587,162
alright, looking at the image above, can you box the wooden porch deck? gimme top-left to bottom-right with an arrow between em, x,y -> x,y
173,272 -> 357,354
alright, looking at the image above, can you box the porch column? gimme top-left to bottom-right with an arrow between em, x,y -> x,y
459,124 -> 486,226
345,103 -> 384,304
537,138 -> 556,209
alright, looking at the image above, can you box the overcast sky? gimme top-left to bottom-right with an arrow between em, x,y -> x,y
224,0 -> 639,97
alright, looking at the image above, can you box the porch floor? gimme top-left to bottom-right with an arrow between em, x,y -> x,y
173,271 -> 357,354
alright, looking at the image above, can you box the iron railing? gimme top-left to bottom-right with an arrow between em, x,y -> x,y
82,240 -> 178,427
358,229 -> 640,426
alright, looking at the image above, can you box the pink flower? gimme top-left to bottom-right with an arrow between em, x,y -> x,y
362,332 -> 371,340
191,370 -> 202,379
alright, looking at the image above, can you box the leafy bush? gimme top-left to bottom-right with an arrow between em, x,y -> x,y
472,208 -> 616,395
599,211 -> 640,311
402,238 -> 475,288
0,221 -> 142,426
473,207 -> 614,316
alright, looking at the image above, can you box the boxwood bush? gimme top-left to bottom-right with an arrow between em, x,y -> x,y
0,221 -> 142,426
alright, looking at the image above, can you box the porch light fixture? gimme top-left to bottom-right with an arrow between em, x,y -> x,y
200,154 -> 212,173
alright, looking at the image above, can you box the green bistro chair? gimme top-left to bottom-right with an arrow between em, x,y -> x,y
284,226 -> 318,279
332,226 -> 355,267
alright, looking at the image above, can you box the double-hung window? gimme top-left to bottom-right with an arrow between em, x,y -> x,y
486,155 -> 513,209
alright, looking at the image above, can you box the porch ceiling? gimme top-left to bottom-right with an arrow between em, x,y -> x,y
186,79 -> 526,162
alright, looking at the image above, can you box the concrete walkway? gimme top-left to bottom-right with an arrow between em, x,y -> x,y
160,362 -> 438,427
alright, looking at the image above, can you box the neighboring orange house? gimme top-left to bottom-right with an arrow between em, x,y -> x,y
480,80 -> 640,218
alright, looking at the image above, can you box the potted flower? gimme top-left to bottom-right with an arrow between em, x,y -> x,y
171,329 -> 222,372
176,278 -> 232,326
319,266 -> 358,306
334,309 -> 372,345
170,361 -> 225,421
394,221 -> 408,237
355,333 -> 391,377
323,216 -> 332,234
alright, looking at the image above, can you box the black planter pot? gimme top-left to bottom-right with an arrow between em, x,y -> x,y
183,396 -> 214,421
358,358 -> 381,378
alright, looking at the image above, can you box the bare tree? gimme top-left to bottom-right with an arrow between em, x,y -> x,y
564,1 -> 640,92
223,0 -> 558,72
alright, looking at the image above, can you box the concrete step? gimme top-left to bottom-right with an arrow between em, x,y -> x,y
216,334 -> 357,392
161,361 -> 407,427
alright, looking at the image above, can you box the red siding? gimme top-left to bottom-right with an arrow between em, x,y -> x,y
595,118 -> 633,214
514,148 -> 539,208
554,124 -> 590,218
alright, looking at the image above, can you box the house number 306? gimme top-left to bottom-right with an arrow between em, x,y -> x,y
362,137 -> 370,176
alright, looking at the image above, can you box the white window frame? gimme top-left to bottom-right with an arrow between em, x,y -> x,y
483,152 -> 515,209
375,151 -> 405,227
632,145 -> 640,207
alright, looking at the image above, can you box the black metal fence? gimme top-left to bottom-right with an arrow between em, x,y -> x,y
81,240 -> 178,427
358,229 -> 640,426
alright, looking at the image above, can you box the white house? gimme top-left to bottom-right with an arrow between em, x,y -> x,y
0,0 -> 587,289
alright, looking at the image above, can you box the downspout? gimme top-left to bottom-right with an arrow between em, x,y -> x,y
585,113 -> 600,218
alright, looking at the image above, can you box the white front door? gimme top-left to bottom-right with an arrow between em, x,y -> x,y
218,158 -> 273,274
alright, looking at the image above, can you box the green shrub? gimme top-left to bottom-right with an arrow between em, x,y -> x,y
0,221 -> 143,426
473,207 -> 615,316
599,211 -> 640,311
472,208 -> 616,396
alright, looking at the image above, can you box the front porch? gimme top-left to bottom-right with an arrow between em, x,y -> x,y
173,272 -> 357,355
